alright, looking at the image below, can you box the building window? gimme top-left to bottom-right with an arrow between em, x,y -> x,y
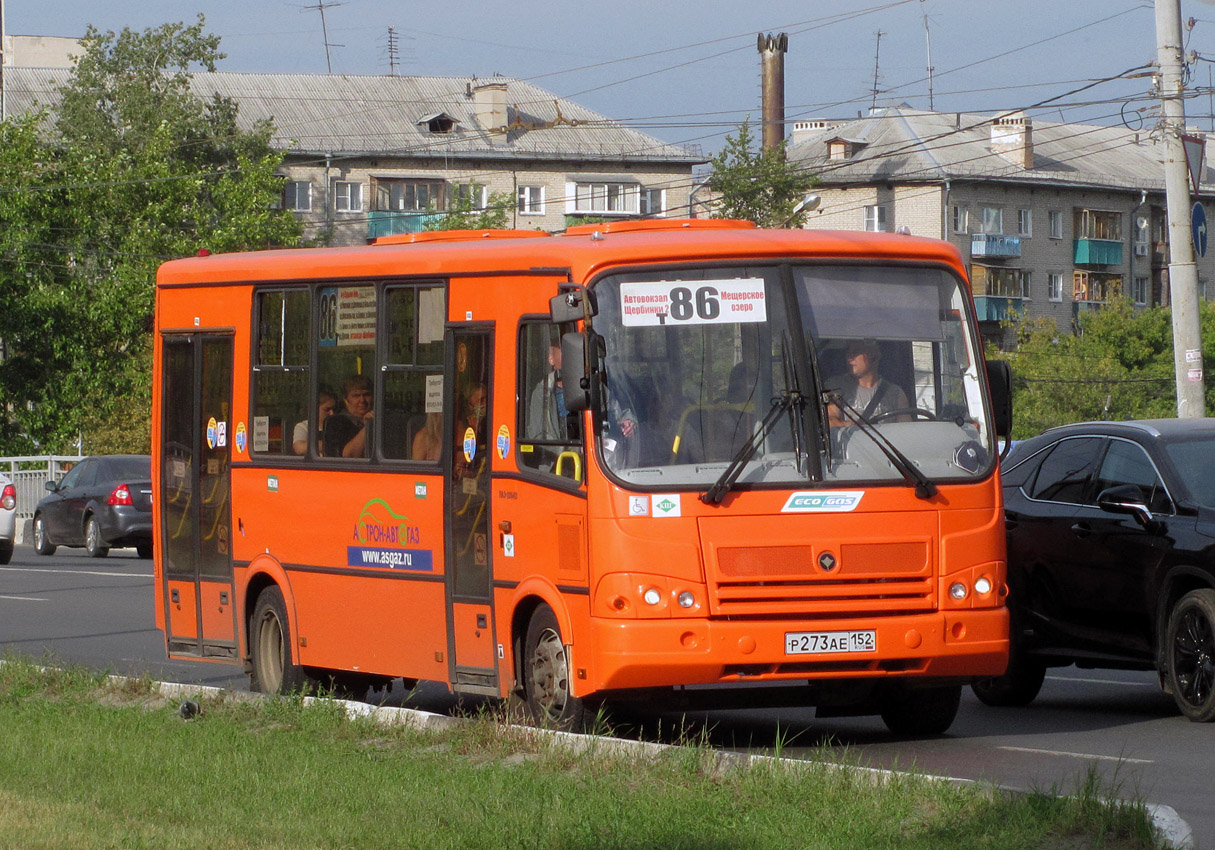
980,207 -> 1003,235
517,185 -> 545,215
283,181 -> 312,212
333,181 -> 362,213
640,188 -> 666,217
1075,209 -> 1122,240
1073,271 -> 1121,302
1049,210 -> 1063,239
1017,209 -> 1032,237
1132,276 -> 1149,305
950,205 -> 968,233
374,178 -> 446,212
863,204 -> 888,232
972,265 -> 1028,298
451,183 -> 488,210
1048,273 -> 1063,302
572,182 -> 639,215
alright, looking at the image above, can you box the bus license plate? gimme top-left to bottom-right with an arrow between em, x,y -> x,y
784,630 -> 876,655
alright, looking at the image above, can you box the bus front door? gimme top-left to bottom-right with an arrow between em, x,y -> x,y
159,334 -> 237,659
445,327 -> 498,695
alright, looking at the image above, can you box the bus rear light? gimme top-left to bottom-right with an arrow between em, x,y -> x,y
1,484 -> 14,511
107,484 -> 134,506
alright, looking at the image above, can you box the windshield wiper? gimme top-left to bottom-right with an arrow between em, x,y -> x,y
825,391 -> 938,500
701,389 -> 805,505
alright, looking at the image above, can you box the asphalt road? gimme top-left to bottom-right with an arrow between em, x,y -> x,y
0,543 -> 1207,845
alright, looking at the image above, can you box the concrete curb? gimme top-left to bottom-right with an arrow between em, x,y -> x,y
142,676 -> 1195,848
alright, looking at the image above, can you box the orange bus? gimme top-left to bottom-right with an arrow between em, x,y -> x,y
152,219 -> 1011,735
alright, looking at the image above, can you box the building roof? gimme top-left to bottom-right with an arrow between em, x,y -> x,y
789,105 -> 1201,194
3,67 -> 703,165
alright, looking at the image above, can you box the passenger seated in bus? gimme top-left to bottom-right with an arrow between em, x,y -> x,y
411,412 -> 443,461
825,339 -> 909,426
292,390 -> 335,456
324,375 -> 375,458
528,341 -> 572,445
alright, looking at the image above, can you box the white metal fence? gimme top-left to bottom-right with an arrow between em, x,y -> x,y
0,455 -> 84,521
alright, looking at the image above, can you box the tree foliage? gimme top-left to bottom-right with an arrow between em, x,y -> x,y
706,119 -> 817,228
424,190 -> 513,232
0,17 -> 301,454
990,298 -> 1215,439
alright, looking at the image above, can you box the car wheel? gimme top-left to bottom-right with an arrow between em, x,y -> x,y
33,515 -> 56,556
84,516 -> 109,558
522,604 -> 591,731
0,541 -> 11,565
1166,588 -> 1215,722
249,586 -> 315,695
971,637 -> 1047,707
136,542 -> 153,559
880,684 -> 962,736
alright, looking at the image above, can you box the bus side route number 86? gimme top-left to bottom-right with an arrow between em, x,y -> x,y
619,278 -> 768,328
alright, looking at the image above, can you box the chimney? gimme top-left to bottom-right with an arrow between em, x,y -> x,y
758,32 -> 788,151
990,111 -> 1033,169
473,81 -> 509,142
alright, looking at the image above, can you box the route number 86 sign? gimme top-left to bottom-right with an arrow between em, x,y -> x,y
619,278 -> 767,327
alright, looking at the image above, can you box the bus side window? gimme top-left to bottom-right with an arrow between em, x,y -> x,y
382,285 -> 445,462
252,289 -> 309,456
518,321 -> 583,479
316,284 -> 379,460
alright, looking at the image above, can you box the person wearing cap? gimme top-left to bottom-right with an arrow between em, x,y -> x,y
825,339 -> 909,427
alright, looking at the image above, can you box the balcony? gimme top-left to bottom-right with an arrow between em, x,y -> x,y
972,296 -> 1027,323
368,210 -> 440,240
970,234 -> 1021,259
1072,301 -> 1107,323
1073,238 -> 1122,266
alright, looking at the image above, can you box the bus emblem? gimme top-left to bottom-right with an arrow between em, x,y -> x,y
781,491 -> 865,513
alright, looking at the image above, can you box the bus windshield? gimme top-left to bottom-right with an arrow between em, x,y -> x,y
594,263 -> 992,490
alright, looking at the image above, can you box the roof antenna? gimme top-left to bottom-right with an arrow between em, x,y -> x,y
302,1 -> 343,74
922,2 -> 935,111
870,30 -> 885,112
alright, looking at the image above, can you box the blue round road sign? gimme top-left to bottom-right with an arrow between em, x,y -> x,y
1192,202 -> 1208,258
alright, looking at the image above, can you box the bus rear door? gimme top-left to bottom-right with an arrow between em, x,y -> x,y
159,333 -> 237,659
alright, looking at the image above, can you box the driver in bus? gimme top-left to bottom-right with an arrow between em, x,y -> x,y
825,338 -> 909,427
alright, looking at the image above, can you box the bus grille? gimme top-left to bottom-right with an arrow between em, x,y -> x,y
709,543 -> 935,617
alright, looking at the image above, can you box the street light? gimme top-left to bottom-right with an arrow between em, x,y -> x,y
781,192 -> 821,228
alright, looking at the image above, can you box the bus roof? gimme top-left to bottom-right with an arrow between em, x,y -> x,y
156,221 -> 967,288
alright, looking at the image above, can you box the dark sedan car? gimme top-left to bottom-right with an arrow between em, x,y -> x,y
33,455 -> 153,559
974,419 -> 1215,722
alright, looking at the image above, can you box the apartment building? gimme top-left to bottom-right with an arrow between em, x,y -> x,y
6,65 -> 703,245
787,106 -> 1211,345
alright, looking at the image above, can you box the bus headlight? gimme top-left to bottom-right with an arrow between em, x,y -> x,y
678,591 -> 696,609
974,577 -> 992,596
643,588 -> 662,606
949,582 -> 968,600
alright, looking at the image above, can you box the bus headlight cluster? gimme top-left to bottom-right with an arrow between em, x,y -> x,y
948,575 -> 997,604
596,573 -> 706,619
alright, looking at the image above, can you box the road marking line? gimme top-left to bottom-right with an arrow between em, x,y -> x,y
1045,675 -> 1156,688
0,594 -> 49,602
0,566 -> 148,579
997,746 -> 1153,765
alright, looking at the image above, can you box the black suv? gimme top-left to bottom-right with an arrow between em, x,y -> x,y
977,419 -> 1215,721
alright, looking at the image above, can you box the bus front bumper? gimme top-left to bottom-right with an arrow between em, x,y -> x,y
585,607 -> 1008,693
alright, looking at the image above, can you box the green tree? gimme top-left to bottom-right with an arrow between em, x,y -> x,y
706,119 -> 817,228
424,190 -> 512,231
0,17 -> 301,454
990,298 -> 1215,439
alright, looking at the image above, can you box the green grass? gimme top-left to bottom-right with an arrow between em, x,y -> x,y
0,656 -> 1163,850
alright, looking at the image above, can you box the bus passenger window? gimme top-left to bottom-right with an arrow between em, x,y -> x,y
252,289 -> 309,456
518,322 -> 582,479
382,285 -> 445,461
316,284 -> 378,460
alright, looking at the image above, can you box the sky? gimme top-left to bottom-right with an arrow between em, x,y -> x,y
7,0 -> 1215,158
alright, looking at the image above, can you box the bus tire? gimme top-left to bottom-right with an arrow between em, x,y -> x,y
522,604 -> 588,731
879,683 -> 961,736
971,645 -> 1046,708
250,586 -> 312,695
1165,588 -> 1215,722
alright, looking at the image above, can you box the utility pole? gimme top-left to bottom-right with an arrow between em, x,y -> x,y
1156,0 -> 1205,417
1,0 -> 7,121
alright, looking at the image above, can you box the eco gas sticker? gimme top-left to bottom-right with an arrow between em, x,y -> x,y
463,427 -> 477,463
496,424 -> 511,459
781,491 -> 865,513
234,422 -> 248,454
206,416 -> 218,449
652,494 -> 682,518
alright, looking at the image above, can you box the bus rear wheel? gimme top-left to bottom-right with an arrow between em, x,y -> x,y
879,683 -> 961,736
250,586 -> 313,695
523,604 -> 589,731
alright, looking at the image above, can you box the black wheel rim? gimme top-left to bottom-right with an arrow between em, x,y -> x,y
1173,605 -> 1215,709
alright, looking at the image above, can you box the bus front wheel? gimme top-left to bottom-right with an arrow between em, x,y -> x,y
522,605 -> 589,731
250,586 -> 312,695
879,683 -> 961,736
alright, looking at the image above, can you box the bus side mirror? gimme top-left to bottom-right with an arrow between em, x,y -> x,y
549,289 -> 598,324
560,331 -> 602,414
985,359 -> 1012,439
